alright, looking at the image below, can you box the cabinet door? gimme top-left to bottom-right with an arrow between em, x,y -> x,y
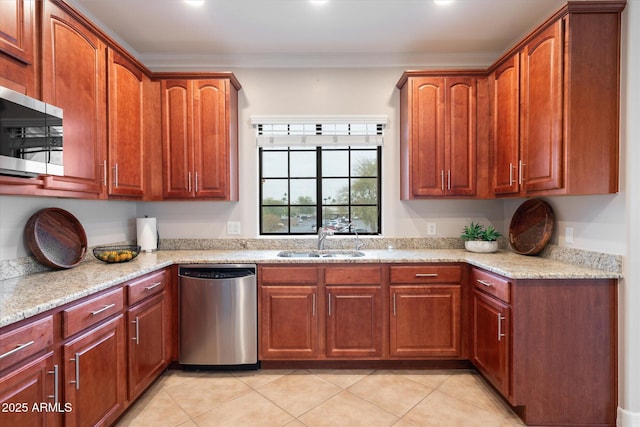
326,286 -> 383,358
520,20 -> 564,193
162,80 -> 193,198
259,286 -> 318,359
491,54 -> 521,195
409,77 -> 445,197
0,352 -> 60,427
471,290 -> 510,398
42,1 -> 107,195
127,293 -> 168,400
107,49 -> 144,198
444,77 -> 476,196
192,79 -> 230,199
63,315 -> 126,427
0,0 -> 36,95
390,285 -> 461,357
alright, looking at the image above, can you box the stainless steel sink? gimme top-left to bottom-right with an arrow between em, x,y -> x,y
276,250 -> 366,258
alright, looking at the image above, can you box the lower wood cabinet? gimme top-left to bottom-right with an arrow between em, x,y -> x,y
62,315 -> 126,427
0,351 -> 61,427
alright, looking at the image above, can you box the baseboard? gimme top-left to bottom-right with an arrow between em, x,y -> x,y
618,407 -> 640,427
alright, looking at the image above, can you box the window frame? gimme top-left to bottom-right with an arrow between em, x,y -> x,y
259,145 -> 382,236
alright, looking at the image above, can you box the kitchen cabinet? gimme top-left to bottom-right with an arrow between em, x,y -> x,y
0,0 -> 37,96
469,266 -> 617,426
126,270 -> 170,400
470,268 -> 511,398
106,48 -> 146,198
61,287 -> 126,426
0,315 -> 59,427
325,267 -> 384,358
41,0 -> 107,196
259,266 -> 319,359
161,76 -> 240,200
491,3 -> 624,196
389,265 -> 464,358
398,74 -> 479,199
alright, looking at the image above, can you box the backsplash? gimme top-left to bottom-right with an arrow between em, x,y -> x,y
0,237 -> 623,281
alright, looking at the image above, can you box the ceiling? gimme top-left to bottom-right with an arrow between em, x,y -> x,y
66,0 -> 569,70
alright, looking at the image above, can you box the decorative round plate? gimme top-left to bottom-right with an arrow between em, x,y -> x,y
24,208 -> 87,269
509,199 -> 555,256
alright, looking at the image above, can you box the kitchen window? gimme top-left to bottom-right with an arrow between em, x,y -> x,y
254,116 -> 385,236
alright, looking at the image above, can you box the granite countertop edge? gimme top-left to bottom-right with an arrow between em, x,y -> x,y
0,249 -> 621,328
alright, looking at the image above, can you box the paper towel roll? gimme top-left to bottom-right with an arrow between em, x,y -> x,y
136,217 -> 157,252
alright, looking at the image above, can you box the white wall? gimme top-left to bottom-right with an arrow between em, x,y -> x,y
0,195 -> 136,260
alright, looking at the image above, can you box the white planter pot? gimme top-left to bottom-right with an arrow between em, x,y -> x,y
464,240 -> 499,253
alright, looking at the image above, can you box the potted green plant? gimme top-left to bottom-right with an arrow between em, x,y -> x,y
461,222 -> 502,253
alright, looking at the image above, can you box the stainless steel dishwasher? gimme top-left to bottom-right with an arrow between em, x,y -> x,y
178,264 -> 258,368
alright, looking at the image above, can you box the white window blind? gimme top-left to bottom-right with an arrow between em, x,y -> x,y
251,115 -> 387,147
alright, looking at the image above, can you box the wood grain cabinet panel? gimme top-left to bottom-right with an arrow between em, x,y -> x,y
41,0 -> 107,195
107,48 -> 145,198
62,315 -> 126,427
161,77 -> 239,200
398,74 -> 477,199
0,0 -> 36,95
491,3 -> 624,197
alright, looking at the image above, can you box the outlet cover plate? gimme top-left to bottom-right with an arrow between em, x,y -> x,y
227,221 -> 241,235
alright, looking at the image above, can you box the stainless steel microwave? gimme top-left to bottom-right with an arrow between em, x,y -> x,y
0,86 -> 63,177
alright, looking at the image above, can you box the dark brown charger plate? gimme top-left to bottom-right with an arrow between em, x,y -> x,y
24,208 -> 87,269
509,199 -> 555,255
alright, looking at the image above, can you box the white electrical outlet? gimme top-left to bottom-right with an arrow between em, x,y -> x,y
427,223 -> 437,236
565,226 -> 574,244
227,221 -> 241,235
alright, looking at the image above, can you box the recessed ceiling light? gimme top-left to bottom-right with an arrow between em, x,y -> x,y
434,0 -> 455,5
184,0 -> 205,6
310,0 -> 329,5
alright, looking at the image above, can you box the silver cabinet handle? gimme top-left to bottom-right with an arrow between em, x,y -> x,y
393,293 -> 397,317
447,170 -> 451,191
70,353 -> 80,390
188,172 -> 192,192
0,341 -> 34,359
100,160 -> 107,185
113,163 -> 119,187
415,273 -> 438,278
312,293 -> 316,316
509,162 -> 515,186
195,171 -> 199,193
328,293 -> 332,316
518,161 -> 525,185
132,317 -> 140,345
440,170 -> 445,191
498,314 -> 506,342
90,303 -> 116,316
476,279 -> 493,287
48,364 -> 59,403
144,282 -> 163,291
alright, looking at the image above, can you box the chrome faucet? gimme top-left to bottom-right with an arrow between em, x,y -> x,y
347,223 -> 364,250
317,226 -> 332,250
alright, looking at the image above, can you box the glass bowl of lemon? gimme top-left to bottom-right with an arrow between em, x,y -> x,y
93,245 -> 141,263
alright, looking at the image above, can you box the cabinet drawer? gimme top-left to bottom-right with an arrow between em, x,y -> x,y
325,266 -> 382,285
0,316 -> 53,370
127,269 -> 168,306
470,268 -> 511,303
260,266 -> 318,285
390,265 -> 462,284
63,287 -> 124,337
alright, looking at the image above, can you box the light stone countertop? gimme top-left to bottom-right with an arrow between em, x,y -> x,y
0,248 -> 622,328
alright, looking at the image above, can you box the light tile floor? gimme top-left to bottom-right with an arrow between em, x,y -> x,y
115,369 -> 526,427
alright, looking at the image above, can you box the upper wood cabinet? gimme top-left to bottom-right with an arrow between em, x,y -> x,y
107,49 -> 145,198
41,0 -> 107,196
491,3 -> 624,197
161,77 -> 240,200
0,0 -> 36,95
398,74 -> 478,199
